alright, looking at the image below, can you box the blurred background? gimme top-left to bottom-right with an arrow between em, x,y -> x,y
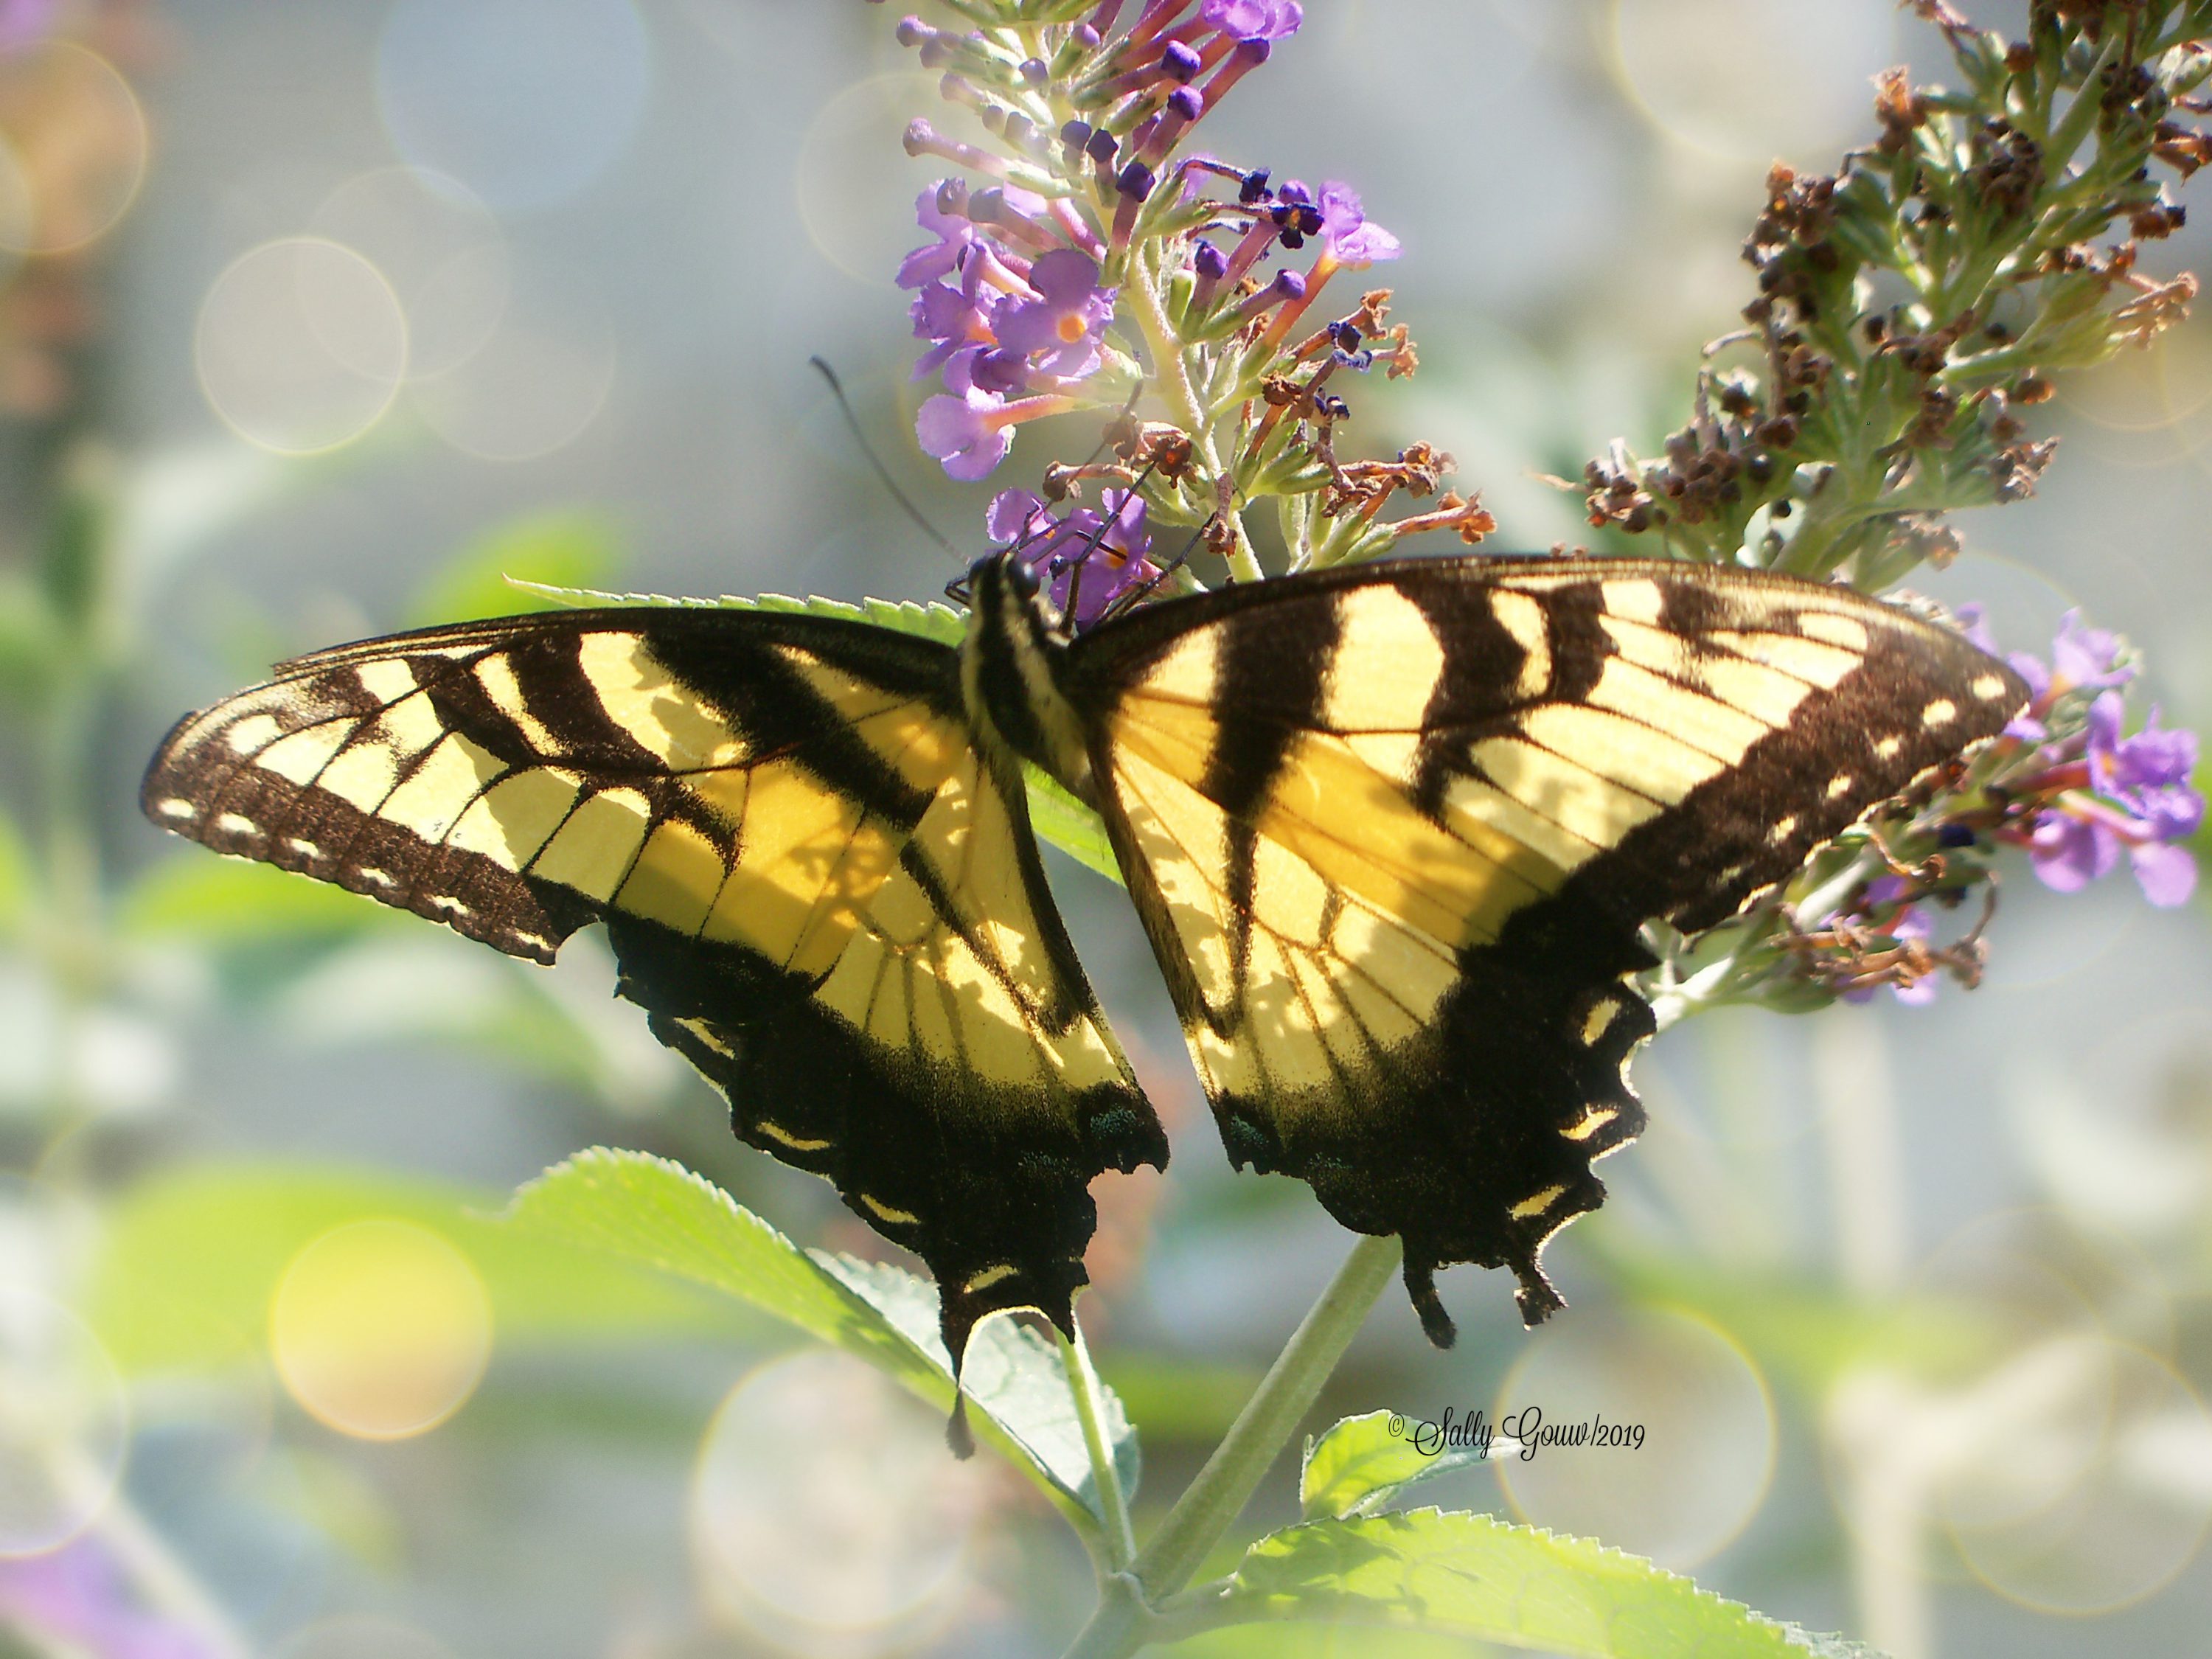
4,1 -> 2211,1655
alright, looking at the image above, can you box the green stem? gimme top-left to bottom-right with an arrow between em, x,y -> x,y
1060,1316 -> 1137,1571
1060,1234 -> 1401,1659
1124,241 -> 1263,582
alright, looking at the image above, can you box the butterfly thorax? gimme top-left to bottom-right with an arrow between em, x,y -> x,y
960,552 -> 1096,801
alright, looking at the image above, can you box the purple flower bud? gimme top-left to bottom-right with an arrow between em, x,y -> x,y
1163,40 -> 1203,81
1020,57 -> 1049,83
1085,127 -> 1120,164
1118,161 -> 1156,201
1166,86 -> 1205,122
1193,240 -> 1228,279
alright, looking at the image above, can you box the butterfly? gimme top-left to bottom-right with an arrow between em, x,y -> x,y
143,552 -> 2027,1393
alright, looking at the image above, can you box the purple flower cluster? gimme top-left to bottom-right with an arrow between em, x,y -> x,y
987,486 -> 1161,627
905,206 -> 1113,479
891,0 -> 1402,480
1963,608 -> 2203,908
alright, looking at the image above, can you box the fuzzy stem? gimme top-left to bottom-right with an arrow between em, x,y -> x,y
1124,239 -> 1263,581
1060,1316 -> 1138,1571
1060,1234 -> 1401,1659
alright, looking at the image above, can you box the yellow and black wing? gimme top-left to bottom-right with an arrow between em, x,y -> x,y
1065,557 -> 2028,1338
142,608 -> 1166,1364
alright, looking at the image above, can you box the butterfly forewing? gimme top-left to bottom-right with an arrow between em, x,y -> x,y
1067,558 -> 2028,1337
143,608 -> 1166,1364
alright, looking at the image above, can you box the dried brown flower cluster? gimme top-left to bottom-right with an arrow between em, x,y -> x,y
1582,1 -> 2212,584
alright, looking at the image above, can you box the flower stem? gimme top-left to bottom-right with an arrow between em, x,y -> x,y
1060,1233 -> 1401,1659
1124,240 -> 1263,582
1060,1315 -> 1137,1571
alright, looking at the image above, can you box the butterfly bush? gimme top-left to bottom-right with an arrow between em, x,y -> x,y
884,2 -> 2211,1027
826,7 -> 2212,1658
884,0 -> 1493,609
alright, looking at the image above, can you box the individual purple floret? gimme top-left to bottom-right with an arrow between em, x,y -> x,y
991,248 -> 1116,381
1198,0 -> 1303,41
987,487 -> 1161,628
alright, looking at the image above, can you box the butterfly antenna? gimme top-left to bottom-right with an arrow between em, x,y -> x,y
1062,454 -> 1165,625
1098,512 -> 1208,625
809,356 -> 960,563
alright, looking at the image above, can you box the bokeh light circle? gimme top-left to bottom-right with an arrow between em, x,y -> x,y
195,237 -> 409,455
1495,1303 -> 1775,1569
376,0 -> 651,214
309,167 -> 511,379
797,73 -> 945,287
1949,1342 -> 2212,1615
268,1219 -> 491,1441
690,1349 -> 987,1649
1824,1208 -> 2180,1585
0,1287 -> 128,1557
1610,0 -> 1899,167
406,270 -> 615,461
0,41 -> 148,255
272,1613 -> 458,1659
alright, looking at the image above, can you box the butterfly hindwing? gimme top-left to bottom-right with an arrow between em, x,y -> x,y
143,608 -> 1166,1363
1066,557 -> 2028,1335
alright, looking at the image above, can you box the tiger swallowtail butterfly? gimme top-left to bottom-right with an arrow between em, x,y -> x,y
143,553 -> 2028,1414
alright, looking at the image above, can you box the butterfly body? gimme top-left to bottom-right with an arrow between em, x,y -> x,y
145,552 -> 2028,1370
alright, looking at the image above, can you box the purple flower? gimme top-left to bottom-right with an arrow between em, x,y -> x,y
2051,610 -> 2133,692
2028,811 -> 2120,894
898,184 -> 984,290
1200,0 -> 1304,40
992,248 -> 1114,382
1316,181 -> 1399,266
2131,840 -> 2198,906
909,277 -> 996,380
987,487 -> 1160,628
2005,684 -> 2204,907
917,385 -> 1016,481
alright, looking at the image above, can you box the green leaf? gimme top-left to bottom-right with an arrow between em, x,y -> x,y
1189,1509 -> 1887,1658
1299,1410 -> 1496,1521
81,1162 -> 728,1376
120,854 -> 397,942
407,508 -> 629,625
1025,763 -> 1122,885
502,1148 -> 1140,1535
507,580 -> 970,649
